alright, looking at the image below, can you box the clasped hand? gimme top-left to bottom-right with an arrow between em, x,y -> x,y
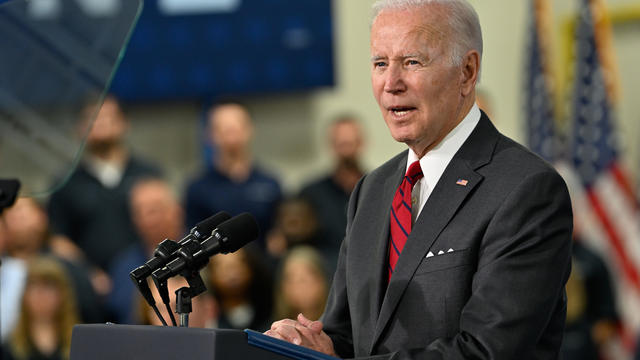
265,313 -> 338,357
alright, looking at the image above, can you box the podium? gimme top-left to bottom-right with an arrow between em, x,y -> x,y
70,324 -> 291,360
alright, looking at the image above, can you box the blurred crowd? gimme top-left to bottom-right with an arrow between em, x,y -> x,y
0,96 -> 363,360
0,96 -> 627,360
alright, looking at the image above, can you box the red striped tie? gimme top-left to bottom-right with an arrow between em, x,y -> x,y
388,160 -> 424,280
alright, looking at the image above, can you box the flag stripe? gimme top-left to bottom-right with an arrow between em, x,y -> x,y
594,175 -> 640,274
586,189 -> 640,291
610,164 -> 638,210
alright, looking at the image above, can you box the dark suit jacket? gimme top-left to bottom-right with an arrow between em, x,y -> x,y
321,113 -> 573,359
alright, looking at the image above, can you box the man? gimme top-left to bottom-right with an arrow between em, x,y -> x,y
184,102 -> 282,249
108,178 -> 184,324
300,116 -> 366,273
47,95 -> 161,295
267,0 -> 573,358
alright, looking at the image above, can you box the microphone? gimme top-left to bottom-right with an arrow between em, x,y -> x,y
129,212 -> 231,312
152,212 -> 259,285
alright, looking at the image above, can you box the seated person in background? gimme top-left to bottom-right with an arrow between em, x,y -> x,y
47,95 -> 161,296
108,178 -> 184,324
274,246 -> 329,322
266,197 -> 319,259
563,239 -> 618,360
0,208 -> 27,343
2,256 -> 80,360
300,115 -> 365,274
136,277 -> 216,329
207,247 -> 273,332
0,198 -> 104,331
184,102 -> 282,250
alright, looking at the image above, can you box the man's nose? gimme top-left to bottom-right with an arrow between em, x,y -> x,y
383,64 -> 406,94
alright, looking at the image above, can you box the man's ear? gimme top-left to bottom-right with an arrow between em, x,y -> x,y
460,50 -> 480,97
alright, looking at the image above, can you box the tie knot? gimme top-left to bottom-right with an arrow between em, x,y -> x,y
406,161 -> 423,182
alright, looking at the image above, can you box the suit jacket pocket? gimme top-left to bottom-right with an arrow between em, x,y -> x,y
414,248 -> 472,275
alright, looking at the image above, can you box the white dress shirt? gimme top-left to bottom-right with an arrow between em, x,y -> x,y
407,103 -> 481,223
0,256 -> 27,341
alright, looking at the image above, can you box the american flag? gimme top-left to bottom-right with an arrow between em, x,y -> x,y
565,0 -> 640,357
525,0 -> 640,358
524,0 -> 557,163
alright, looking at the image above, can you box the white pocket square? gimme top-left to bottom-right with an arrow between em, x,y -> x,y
427,248 -> 457,258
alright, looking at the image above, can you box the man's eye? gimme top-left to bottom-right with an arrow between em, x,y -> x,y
374,61 -> 387,68
407,60 -> 420,66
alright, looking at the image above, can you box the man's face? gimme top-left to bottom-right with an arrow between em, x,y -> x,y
2,198 -> 48,255
130,182 -> 182,248
330,121 -> 362,162
371,6 -> 466,156
209,105 -> 253,156
85,98 -> 128,146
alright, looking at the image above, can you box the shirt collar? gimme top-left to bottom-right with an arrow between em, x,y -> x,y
407,103 -> 481,174
84,155 -> 126,188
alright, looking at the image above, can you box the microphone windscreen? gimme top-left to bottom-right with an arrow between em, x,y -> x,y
193,211 -> 232,239
216,212 -> 259,253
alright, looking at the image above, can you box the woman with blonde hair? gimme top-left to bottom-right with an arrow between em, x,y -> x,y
273,246 -> 329,321
2,256 -> 79,360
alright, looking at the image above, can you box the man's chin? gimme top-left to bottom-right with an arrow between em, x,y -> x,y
389,131 -> 415,145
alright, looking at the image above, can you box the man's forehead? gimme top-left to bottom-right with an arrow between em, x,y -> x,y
370,27 -> 445,58
210,106 -> 250,127
371,9 -> 448,51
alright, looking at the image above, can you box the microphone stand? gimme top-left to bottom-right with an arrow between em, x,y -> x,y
175,259 -> 208,327
153,238 -> 208,327
175,287 -> 192,327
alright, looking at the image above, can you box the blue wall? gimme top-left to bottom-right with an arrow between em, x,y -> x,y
110,0 -> 335,101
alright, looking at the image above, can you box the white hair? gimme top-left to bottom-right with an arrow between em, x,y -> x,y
371,0 -> 483,67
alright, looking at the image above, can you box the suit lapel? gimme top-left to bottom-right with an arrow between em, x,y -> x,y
361,153 -> 406,353
369,113 -> 498,353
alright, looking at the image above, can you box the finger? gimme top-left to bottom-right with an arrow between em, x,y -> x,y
297,313 -> 324,333
264,330 -> 286,341
293,323 -> 335,355
297,313 -> 312,326
271,318 -> 299,331
294,322 -> 316,341
271,324 -> 302,345
307,320 -> 324,333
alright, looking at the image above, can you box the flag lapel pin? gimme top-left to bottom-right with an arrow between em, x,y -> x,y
456,179 -> 469,186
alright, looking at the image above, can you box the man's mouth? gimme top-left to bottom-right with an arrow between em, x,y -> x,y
389,106 -> 416,117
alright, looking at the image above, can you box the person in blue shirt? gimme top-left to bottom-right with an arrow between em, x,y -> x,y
184,102 -> 282,250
